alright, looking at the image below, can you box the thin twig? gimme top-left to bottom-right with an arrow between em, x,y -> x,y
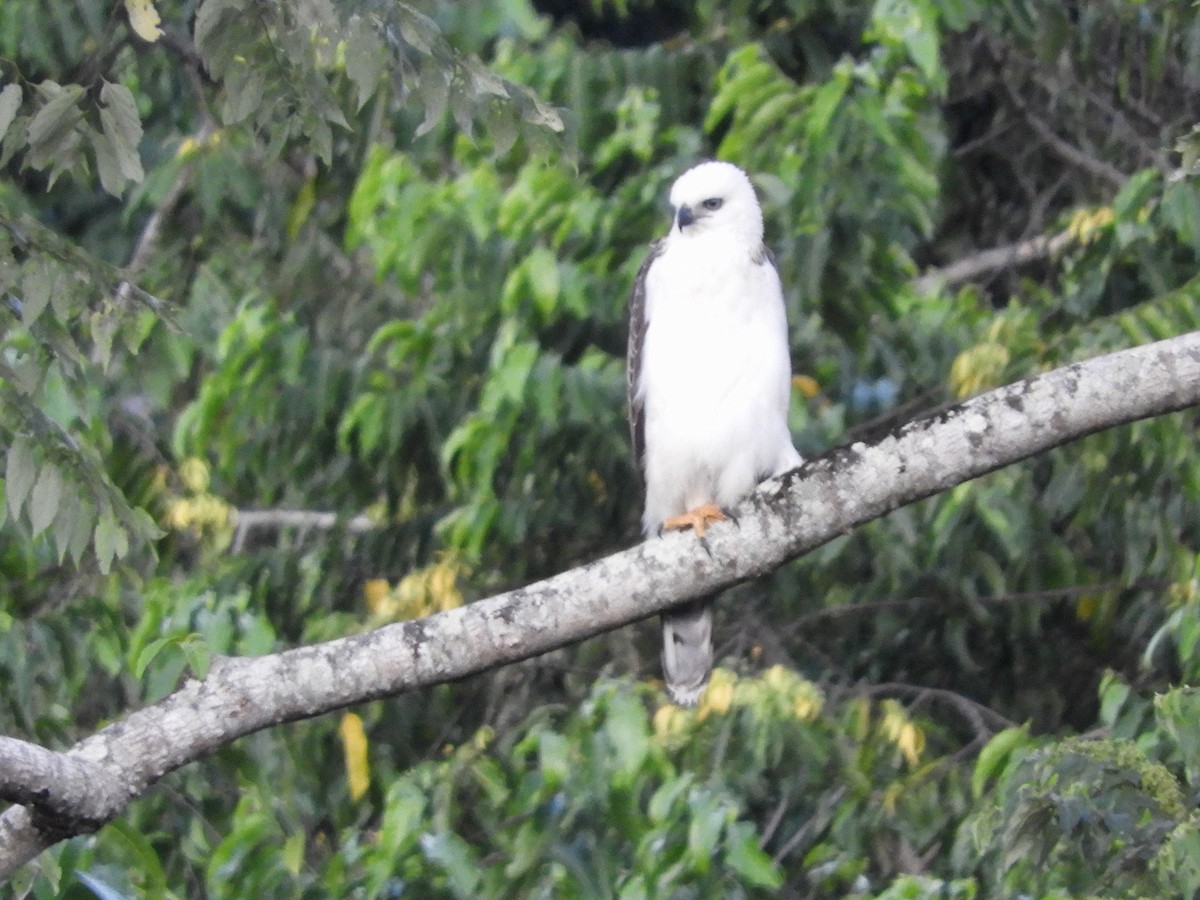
914,228 -> 1074,294
785,582 -> 1138,633
849,682 -> 1017,737
230,509 -> 379,552
998,74 -> 1128,188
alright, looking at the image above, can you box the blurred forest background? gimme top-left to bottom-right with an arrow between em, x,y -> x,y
4,0 -> 1200,896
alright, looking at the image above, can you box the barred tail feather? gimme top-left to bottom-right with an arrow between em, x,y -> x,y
661,599 -> 713,707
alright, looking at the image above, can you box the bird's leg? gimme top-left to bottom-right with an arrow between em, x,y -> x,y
660,503 -> 729,539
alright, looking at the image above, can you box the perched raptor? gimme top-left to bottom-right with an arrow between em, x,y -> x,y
627,161 -> 802,707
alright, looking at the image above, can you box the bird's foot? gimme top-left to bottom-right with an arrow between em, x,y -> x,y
660,503 -> 729,539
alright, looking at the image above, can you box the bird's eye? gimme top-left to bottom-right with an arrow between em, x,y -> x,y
701,198 -> 723,211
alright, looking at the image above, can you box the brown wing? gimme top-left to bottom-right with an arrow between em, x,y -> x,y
627,239 -> 665,481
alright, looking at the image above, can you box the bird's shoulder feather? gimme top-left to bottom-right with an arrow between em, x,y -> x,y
627,238 -> 667,479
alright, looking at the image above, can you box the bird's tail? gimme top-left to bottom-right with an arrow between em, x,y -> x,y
661,598 -> 713,707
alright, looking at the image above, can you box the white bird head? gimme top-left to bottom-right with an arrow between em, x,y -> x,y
667,161 -> 764,245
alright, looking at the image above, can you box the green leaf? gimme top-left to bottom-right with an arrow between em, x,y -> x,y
94,512 -> 129,573
1161,181 -> 1200,251
133,634 -> 184,680
129,505 -> 165,541
604,690 -> 650,785
25,82 -> 85,173
50,477 -> 80,563
972,725 -> 1030,798
99,81 -> 145,183
0,83 -> 21,143
1099,673 -> 1132,728
536,729 -> 570,787
5,434 -> 36,519
91,127 -> 126,198
648,775 -> 691,823
486,100 -> 518,157
223,67 -> 265,125
181,635 -> 213,679
28,462 -> 63,536
345,16 -> 386,111
526,246 -> 560,318
415,70 -> 450,138
75,871 -> 133,900
685,789 -> 726,873
397,6 -> 440,56
106,819 -> 169,894
193,0 -> 241,60
21,259 -> 52,325
1158,820 -> 1200,900
806,70 -> 848,141
282,830 -> 306,876
503,820 -> 544,879
1155,688 -> 1200,788
67,496 -> 94,566
419,832 -> 481,899
1113,168 -> 1161,222
379,780 -> 426,855
725,821 -> 784,889
91,307 -> 119,370
871,0 -> 946,90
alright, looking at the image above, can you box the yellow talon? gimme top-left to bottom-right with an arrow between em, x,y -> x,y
661,503 -> 728,539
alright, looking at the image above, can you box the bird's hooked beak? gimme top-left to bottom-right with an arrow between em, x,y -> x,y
675,204 -> 695,231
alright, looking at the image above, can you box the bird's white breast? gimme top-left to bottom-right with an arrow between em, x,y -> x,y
637,234 -> 800,535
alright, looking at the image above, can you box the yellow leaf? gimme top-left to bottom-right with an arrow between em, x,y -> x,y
282,832 -> 305,876
428,561 -> 463,612
394,571 -> 428,619
880,699 -> 907,743
586,470 -> 608,504
793,682 -> 824,722
883,781 -> 903,814
163,498 -> 193,530
1076,593 -> 1097,621
792,374 -> 821,398
339,713 -> 370,801
897,722 -> 925,767
1066,205 -> 1114,244
124,0 -> 163,42
363,579 -> 392,615
763,663 -> 795,692
879,700 -> 925,767
652,703 -> 689,744
194,494 -> 232,528
697,667 -> 736,720
178,457 -> 210,494
1168,580 -> 1199,606
472,725 -> 495,750
794,695 -> 818,721
948,342 -> 1010,398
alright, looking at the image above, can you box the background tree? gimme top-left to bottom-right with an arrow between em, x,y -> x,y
3,0 -> 1200,896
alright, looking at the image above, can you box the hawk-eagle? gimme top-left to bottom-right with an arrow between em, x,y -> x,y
627,161 -> 802,706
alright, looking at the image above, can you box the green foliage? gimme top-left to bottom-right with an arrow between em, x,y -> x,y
1,212 -> 165,573
961,737 -> 1184,894
957,679 -> 1200,898
35,673 -> 973,898
5,0 -> 1200,896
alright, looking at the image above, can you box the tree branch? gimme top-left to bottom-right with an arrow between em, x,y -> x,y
230,508 -> 379,551
3,331 -> 1200,879
914,228 -> 1075,293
